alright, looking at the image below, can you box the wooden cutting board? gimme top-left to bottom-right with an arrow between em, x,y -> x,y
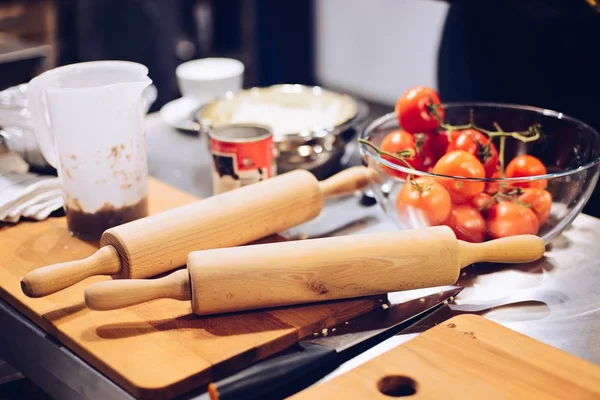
0,178 -> 381,399
293,314 -> 600,399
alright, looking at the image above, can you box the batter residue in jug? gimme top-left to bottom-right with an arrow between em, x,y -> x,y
66,197 -> 148,241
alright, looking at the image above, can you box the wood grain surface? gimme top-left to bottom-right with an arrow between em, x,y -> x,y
292,314 -> 600,399
19,166 -> 376,298
187,227 -> 459,315
101,169 -> 323,280
0,178 -> 381,399
20,169 -> 324,297
83,227 -> 544,315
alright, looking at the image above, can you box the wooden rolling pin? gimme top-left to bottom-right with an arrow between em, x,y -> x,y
21,166 -> 374,298
84,226 -> 545,315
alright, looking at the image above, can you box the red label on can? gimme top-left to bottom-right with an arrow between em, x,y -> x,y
210,134 -> 276,194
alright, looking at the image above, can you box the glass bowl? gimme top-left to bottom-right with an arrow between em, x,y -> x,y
359,103 -> 600,244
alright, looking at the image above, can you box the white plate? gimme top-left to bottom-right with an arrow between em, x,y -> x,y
159,97 -> 204,131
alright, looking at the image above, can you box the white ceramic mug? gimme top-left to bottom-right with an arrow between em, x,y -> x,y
176,58 -> 244,103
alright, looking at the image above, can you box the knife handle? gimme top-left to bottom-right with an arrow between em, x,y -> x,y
208,343 -> 337,400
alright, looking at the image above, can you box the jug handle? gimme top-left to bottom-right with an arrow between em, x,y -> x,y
27,74 -> 58,168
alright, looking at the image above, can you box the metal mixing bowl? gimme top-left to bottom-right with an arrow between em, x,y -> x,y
195,84 -> 369,179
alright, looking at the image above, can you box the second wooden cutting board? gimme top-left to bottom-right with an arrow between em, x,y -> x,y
0,178 -> 382,399
292,314 -> 600,399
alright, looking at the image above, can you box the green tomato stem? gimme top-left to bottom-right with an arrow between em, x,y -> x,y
358,138 -> 415,169
494,122 -> 507,180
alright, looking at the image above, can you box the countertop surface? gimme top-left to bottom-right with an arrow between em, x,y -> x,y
144,111 -> 600,373
1,111 -> 598,400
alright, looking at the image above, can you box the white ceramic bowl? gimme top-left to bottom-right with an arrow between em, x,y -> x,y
176,58 -> 244,102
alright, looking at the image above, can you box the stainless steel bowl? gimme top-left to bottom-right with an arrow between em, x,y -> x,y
195,84 -> 369,178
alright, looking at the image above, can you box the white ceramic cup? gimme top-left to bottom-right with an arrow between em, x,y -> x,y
176,58 -> 244,102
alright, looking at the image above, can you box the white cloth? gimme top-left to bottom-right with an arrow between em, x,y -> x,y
0,152 -> 63,223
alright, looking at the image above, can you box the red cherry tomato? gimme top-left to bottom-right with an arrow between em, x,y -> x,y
413,133 -> 434,168
395,86 -> 444,133
485,169 -> 502,195
396,178 -> 451,226
471,192 -> 493,212
518,188 -> 552,225
424,131 -> 450,164
448,129 -> 499,178
414,132 -> 445,168
447,129 -> 463,142
506,155 -> 547,188
445,204 -> 486,243
379,129 -> 424,179
486,202 -> 539,238
432,150 -> 486,203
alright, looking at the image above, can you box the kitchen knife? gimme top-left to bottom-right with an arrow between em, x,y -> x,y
399,288 -> 566,335
205,287 -> 463,400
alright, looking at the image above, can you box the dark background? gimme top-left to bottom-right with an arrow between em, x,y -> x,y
58,0 -> 315,110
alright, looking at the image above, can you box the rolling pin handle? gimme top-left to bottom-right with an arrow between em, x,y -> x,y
20,245 -> 121,297
318,166 -> 376,198
457,235 -> 546,268
84,269 -> 191,311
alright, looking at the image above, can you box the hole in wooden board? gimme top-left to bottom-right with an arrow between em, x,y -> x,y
378,375 -> 417,397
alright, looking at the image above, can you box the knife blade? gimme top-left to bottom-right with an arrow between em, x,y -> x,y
398,288 -> 563,336
399,303 -> 460,335
205,287 -> 463,400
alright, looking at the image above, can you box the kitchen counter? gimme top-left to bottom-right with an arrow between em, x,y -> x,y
146,113 -> 600,381
1,112 -> 598,399
143,112 -> 600,362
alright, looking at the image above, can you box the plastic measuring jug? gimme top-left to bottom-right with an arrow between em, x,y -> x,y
27,61 -> 152,240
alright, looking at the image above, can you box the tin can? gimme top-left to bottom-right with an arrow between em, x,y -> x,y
208,124 -> 276,195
